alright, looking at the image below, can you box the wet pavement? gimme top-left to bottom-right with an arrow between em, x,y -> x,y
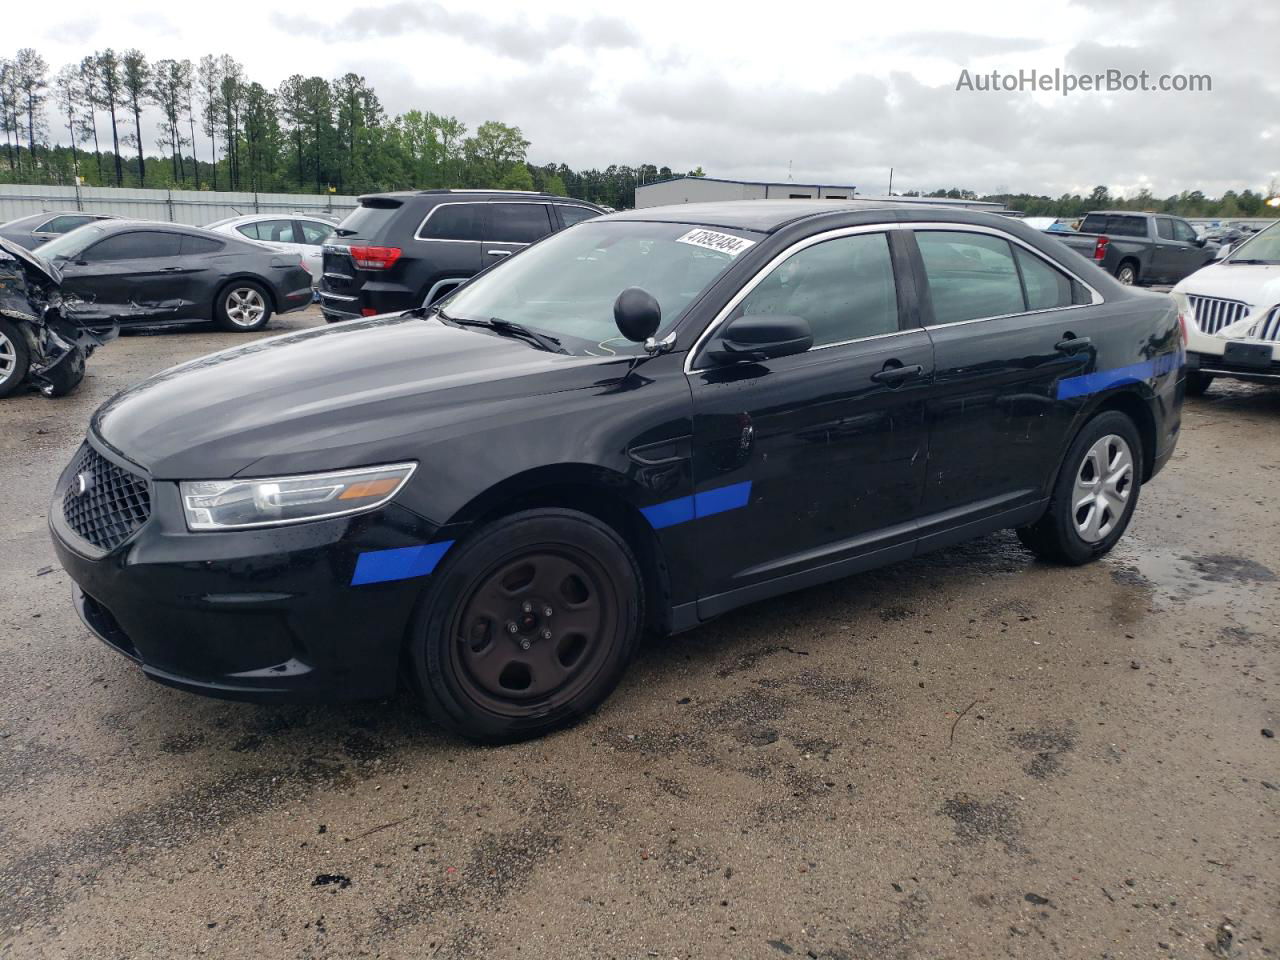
1,308 -> 1276,959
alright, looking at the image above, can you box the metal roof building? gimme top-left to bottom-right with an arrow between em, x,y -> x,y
634,175 -> 1005,212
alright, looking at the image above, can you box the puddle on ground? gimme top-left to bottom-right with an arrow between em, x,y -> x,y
1106,536 -> 1275,613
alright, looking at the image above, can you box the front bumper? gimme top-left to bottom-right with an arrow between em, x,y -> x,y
1186,325 -> 1280,383
49,440 -> 447,703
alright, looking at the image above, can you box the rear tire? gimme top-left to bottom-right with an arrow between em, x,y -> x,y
408,508 -> 643,743
1115,261 -> 1138,285
1185,371 -> 1214,397
214,281 -> 273,332
0,318 -> 31,399
1017,410 -> 1143,565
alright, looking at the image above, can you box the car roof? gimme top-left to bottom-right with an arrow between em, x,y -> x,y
355,190 -> 603,209
599,200 -> 1012,234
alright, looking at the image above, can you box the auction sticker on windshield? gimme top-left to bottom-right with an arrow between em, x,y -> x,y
675,228 -> 756,257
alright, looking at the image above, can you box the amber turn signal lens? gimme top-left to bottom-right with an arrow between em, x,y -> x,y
338,477 -> 401,500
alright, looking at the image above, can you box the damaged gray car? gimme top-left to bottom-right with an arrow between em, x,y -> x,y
0,236 -> 115,399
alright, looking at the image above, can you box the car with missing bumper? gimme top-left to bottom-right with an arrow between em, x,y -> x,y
1171,221 -> 1280,394
50,201 -> 1184,742
0,237 -> 114,399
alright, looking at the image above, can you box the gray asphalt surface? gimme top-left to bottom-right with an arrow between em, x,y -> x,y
1,306 -> 1276,959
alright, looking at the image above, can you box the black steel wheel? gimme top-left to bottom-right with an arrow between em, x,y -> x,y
409,508 -> 643,743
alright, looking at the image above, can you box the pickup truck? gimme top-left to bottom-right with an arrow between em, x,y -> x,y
1052,211 -> 1217,286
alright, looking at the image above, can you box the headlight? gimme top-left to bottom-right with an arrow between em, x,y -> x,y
180,462 -> 416,531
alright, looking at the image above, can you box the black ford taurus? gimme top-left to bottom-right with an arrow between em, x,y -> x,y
36,219 -> 314,332
50,201 -> 1185,742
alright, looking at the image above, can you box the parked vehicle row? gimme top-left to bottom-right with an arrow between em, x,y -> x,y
318,189 -> 605,321
1051,210 -> 1218,286
205,213 -> 337,283
1172,220 -> 1280,394
49,200 -> 1184,742
0,210 -> 119,250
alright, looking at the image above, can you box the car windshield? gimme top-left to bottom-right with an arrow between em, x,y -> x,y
36,223 -> 110,261
1226,222 -> 1280,263
439,220 -> 759,355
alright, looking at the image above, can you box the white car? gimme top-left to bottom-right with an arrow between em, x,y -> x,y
1172,221 -> 1280,395
205,214 -> 337,284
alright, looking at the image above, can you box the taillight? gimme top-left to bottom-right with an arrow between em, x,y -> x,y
361,307 -> 378,317
1092,235 -> 1110,261
349,245 -> 402,270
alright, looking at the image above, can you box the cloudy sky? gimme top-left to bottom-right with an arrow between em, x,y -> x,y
20,0 -> 1280,197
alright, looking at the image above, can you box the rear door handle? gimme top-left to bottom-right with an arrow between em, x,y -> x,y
1055,337 -> 1092,354
486,249 -> 511,257
870,364 -> 924,385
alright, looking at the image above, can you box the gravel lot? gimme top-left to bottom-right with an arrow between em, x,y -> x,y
1,305 -> 1276,959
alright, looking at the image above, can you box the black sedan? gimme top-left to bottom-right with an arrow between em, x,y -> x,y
0,210 -> 117,249
50,201 -> 1184,743
35,220 -> 313,332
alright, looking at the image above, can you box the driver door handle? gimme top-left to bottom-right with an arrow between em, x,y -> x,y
870,364 -> 924,385
1055,337 -> 1092,354
486,249 -> 511,257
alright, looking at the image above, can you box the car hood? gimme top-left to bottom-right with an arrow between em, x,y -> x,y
92,314 -> 616,479
1172,261 -> 1280,308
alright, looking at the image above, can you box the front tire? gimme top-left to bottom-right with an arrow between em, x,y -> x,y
0,318 -> 31,399
214,281 -> 273,332
408,509 -> 643,743
1017,410 -> 1142,565
1185,371 -> 1214,397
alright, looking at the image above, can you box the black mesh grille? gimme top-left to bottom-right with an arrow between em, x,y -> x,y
61,445 -> 151,551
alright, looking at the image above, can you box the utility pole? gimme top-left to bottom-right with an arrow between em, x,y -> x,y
888,167 -> 894,196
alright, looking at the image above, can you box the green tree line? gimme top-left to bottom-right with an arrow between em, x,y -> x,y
0,46 -> 697,208
907,184 -> 1279,220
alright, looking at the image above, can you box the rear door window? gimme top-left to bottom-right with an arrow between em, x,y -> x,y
417,203 -> 484,242
916,231 -> 1026,324
237,219 -> 296,243
298,220 -> 334,244
488,203 -> 554,244
84,231 -> 183,261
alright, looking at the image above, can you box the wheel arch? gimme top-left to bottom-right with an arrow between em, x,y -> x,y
1056,387 -> 1158,485
444,464 -> 674,637
216,274 -> 279,315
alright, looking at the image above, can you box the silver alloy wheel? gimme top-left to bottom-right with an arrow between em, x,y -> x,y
1072,434 -> 1134,543
0,328 -> 16,386
1116,265 -> 1136,285
225,287 -> 266,327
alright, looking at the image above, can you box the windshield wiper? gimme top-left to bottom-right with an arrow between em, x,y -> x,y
1225,258 -> 1276,265
442,313 -> 566,354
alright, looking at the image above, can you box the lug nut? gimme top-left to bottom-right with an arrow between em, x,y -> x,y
519,638 -> 531,650
506,621 -> 519,634
542,606 -> 553,617
522,601 -> 533,613
541,629 -> 552,640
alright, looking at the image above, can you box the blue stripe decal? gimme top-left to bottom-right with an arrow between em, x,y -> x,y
351,540 -> 455,586
641,481 -> 753,530
1056,351 -> 1183,401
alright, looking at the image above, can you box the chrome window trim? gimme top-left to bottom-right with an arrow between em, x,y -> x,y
414,200 -> 558,246
685,221 -> 1105,374
685,223 -> 907,374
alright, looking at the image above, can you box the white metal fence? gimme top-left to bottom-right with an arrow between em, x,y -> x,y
0,184 -> 360,227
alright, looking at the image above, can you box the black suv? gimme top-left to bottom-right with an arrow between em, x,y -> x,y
318,190 -> 605,321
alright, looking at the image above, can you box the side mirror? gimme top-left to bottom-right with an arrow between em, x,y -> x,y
706,314 -> 813,365
1194,236 -> 1206,247
613,287 -> 661,343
